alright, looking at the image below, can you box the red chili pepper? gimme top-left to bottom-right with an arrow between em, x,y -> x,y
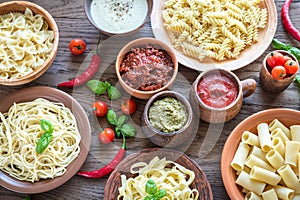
77,137 -> 126,178
57,53 -> 100,88
282,0 -> 300,42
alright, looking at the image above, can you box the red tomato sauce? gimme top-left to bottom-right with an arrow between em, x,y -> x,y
197,73 -> 238,108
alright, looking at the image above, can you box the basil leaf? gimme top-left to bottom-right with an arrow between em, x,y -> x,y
107,85 -> 121,100
272,39 -> 288,50
146,180 -> 157,195
117,115 -> 128,127
154,189 -> 167,199
289,47 -> 300,62
115,127 -> 121,137
36,134 -> 52,154
87,80 -> 109,95
295,75 -> 300,85
120,123 -> 136,137
106,109 -> 117,125
40,119 -> 53,133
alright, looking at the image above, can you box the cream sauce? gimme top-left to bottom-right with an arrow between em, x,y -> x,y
90,0 -> 148,34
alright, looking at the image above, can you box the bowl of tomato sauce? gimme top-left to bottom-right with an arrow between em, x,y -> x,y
115,37 -> 178,99
190,69 -> 256,123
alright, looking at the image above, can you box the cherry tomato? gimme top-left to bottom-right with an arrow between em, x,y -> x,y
121,98 -> 137,115
69,39 -> 86,55
284,60 -> 299,75
92,101 -> 108,117
271,66 -> 287,80
98,128 -> 115,144
266,51 -> 285,68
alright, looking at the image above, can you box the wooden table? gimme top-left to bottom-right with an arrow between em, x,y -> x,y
0,0 -> 300,199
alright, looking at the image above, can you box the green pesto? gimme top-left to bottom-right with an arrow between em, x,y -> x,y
148,97 -> 188,133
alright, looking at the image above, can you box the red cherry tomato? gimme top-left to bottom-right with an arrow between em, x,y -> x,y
284,60 -> 299,75
121,98 -> 137,115
98,128 -> 115,144
271,66 -> 287,80
266,51 -> 285,68
69,39 -> 86,55
92,101 -> 108,117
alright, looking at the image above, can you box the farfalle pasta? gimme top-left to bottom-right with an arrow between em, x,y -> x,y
162,0 -> 268,61
0,8 -> 54,79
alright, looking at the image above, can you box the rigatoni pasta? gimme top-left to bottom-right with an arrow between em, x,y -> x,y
231,119 -> 300,199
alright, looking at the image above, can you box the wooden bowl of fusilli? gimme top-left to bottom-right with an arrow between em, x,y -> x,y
0,1 -> 59,86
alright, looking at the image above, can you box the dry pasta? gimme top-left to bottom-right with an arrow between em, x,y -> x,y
0,98 -> 81,182
0,8 -> 54,79
162,0 -> 268,61
231,119 -> 300,199
117,156 -> 199,200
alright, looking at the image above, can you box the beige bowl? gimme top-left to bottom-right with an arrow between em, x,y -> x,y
221,108 -> 300,199
260,50 -> 298,93
142,91 -> 194,147
84,0 -> 153,35
0,1 -> 59,86
116,37 -> 178,99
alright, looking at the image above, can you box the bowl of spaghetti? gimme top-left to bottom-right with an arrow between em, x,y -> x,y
104,148 -> 213,199
0,1 -> 59,86
0,86 -> 91,194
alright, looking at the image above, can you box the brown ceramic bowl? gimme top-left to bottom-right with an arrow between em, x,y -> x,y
0,86 -> 91,194
190,69 -> 256,123
142,91 -> 194,147
221,108 -> 300,199
84,0 -> 153,35
0,1 -> 59,86
260,50 -> 299,93
104,148 -> 213,199
116,37 -> 178,99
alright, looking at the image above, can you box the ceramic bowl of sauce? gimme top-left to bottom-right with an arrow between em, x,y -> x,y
142,91 -> 195,148
190,69 -> 257,123
116,37 -> 178,99
84,0 -> 153,35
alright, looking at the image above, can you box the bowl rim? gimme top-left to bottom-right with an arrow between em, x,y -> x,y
115,37 -> 178,97
0,86 -> 91,194
221,108 -> 300,199
0,1 -> 59,85
83,0 -> 154,36
143,90 -> 193,136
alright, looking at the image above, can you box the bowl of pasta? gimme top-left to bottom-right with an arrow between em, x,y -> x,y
115,37 -> 178,99
104,148 -> 213,199
221,108 -> 300,199
0,1 -> 59,86
0,86 -> 91,194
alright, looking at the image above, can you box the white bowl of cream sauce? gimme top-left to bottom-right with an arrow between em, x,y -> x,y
86,0 -> 151,34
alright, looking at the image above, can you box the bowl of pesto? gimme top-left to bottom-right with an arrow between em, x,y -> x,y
142,91 -> 194,148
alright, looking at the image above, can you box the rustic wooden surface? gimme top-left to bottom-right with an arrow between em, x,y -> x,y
0,0 -> 300,199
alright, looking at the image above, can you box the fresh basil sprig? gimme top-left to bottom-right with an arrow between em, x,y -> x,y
87,80 -> 121,100
106,109 -> 136,138
36,119 -> 54,154
144,180 -> 167,200
272,39 -> 300,61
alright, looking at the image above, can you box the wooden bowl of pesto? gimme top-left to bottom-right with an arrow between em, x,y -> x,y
142,91 -> 195,148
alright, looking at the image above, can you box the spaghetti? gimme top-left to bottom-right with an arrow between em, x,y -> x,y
0,98 -> 81,182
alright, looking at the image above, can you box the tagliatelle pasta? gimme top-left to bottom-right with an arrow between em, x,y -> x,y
231,119 -> 300,199
0,8 -> 54,79
0,98 -> 81,182
162,0 -> 268,61
117,156 -> 199,200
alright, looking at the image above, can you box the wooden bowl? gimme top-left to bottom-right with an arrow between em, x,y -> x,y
221,108 -> 300,199
0,1 -> 59,86
116,37 -> 178,99
260,50 -> 298,93
84,0 -> 153,35
104,148 -> 213,200
142,91 -> 194,147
